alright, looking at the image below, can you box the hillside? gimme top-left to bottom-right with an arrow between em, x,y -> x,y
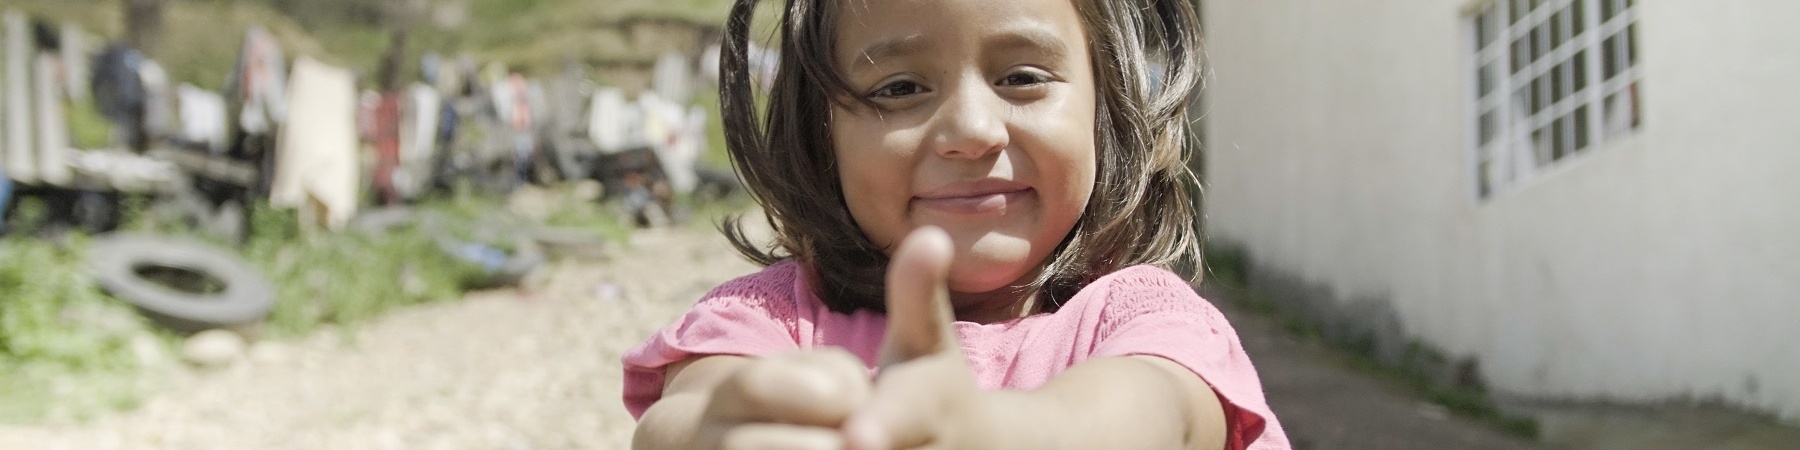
4,0 -> 774,91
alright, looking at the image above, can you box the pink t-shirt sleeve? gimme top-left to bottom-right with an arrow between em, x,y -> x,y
1090,266 -> 1291,450
620,263 -> 803,418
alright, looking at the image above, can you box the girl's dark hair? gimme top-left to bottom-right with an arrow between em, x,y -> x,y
718,0 -> 1206,314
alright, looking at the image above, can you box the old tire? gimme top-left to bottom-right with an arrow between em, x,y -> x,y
87,234 -> 276,333
434,221 -> 545,289
529,226 -> 611,261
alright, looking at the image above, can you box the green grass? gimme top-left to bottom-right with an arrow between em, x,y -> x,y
0,236 -> 173,423
693,88 -> 735,170
238,203 -> 484,338
65,99 -> 111,150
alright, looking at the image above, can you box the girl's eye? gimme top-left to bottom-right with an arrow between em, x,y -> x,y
869,80 -> 925,99
998,71 -> 1051,87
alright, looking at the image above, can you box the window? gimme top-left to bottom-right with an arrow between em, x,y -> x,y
1471,0 -> 1640,198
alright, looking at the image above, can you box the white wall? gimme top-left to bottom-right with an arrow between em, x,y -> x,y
1203,0 -> 1800,421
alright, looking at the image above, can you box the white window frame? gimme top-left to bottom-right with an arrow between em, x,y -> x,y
1469,0 -> 1643,199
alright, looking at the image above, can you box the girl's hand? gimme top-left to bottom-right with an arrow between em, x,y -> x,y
693,349 -> 872,450
842,227 -> 1009,450
832,226 -> 1233,450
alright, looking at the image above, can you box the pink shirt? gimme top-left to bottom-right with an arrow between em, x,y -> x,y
622,260 -> 1291,450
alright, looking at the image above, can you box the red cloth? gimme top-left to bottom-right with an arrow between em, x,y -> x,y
371,93 -> 403,205
623,260 -> 1292,449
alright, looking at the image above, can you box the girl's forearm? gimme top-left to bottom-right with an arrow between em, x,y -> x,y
978,356 -> 1226,450
632,391 -> 710,450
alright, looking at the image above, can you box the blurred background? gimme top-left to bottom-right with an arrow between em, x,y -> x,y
0,0 -> 1793,449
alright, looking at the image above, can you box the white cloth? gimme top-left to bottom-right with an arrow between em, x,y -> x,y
397,83 -> 441,199
652,52 -> 693,105
236,26 -> 288,135
270,57 -> 360,230
639,92 -> 699,194
587,87 -> 640,153
138,60 -> 174,141
34,54 -> 70,185
177,84 -> 227,154
60,24 -> 89,102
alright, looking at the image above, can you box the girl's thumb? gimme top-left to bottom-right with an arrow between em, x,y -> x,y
878,226 -> 959,368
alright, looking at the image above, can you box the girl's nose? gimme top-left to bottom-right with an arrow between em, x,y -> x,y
929,83 -> 1009,159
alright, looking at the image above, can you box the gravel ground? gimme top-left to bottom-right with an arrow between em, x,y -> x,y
0,226 -> 759,450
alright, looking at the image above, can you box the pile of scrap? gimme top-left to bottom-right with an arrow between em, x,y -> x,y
0,7 -> 751,338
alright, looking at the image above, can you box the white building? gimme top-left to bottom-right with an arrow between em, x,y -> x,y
1202,0 -> 1800,421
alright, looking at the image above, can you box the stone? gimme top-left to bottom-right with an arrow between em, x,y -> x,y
182,329 -> 247,368
130,334 -> 169,368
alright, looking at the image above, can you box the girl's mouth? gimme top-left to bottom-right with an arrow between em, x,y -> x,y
913,181 -> 1034,215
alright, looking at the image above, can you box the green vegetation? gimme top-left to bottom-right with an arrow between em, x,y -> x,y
66,98 -> 113,150
693,88 -> 734,170
5,0 -> 333,91
5,0 -> 765,90
0,236 -> 164,423
237,203 -> 480,338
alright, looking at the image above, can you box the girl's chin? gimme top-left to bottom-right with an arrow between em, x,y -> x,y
884,222 -> 1059,293
944,254 -> 1039,294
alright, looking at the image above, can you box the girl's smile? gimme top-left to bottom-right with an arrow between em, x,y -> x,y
912,179 -> 1034,216
830,0 -> 1098,320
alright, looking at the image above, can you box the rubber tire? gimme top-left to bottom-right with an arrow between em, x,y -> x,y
87,234 -> 276,333
530,226 -> 610,261
348,207 -> 417,237
433,221 -> 545,289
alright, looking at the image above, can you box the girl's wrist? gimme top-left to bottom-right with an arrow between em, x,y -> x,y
972,390 -> 1065,450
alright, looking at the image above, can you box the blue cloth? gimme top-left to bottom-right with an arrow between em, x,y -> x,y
0,172 -> 11,233
448,241 -> 510,272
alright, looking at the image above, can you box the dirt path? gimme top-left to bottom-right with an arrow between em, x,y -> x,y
0,226 -> 759,450
1201,284 -> 1541,450
1,219 -> 1573,450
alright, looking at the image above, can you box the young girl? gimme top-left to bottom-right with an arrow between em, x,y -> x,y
625,0 -> 1290,448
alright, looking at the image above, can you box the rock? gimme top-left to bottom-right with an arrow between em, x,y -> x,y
130,334 -> 170,368
182,329 -> 247,368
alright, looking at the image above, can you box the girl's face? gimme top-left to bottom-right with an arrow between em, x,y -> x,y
831,0 -> 1097,309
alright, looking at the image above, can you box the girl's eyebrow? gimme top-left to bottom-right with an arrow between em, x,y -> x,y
847,27 -> 1070,75
849,34 -> 927,74
985,27 -> 1069,61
